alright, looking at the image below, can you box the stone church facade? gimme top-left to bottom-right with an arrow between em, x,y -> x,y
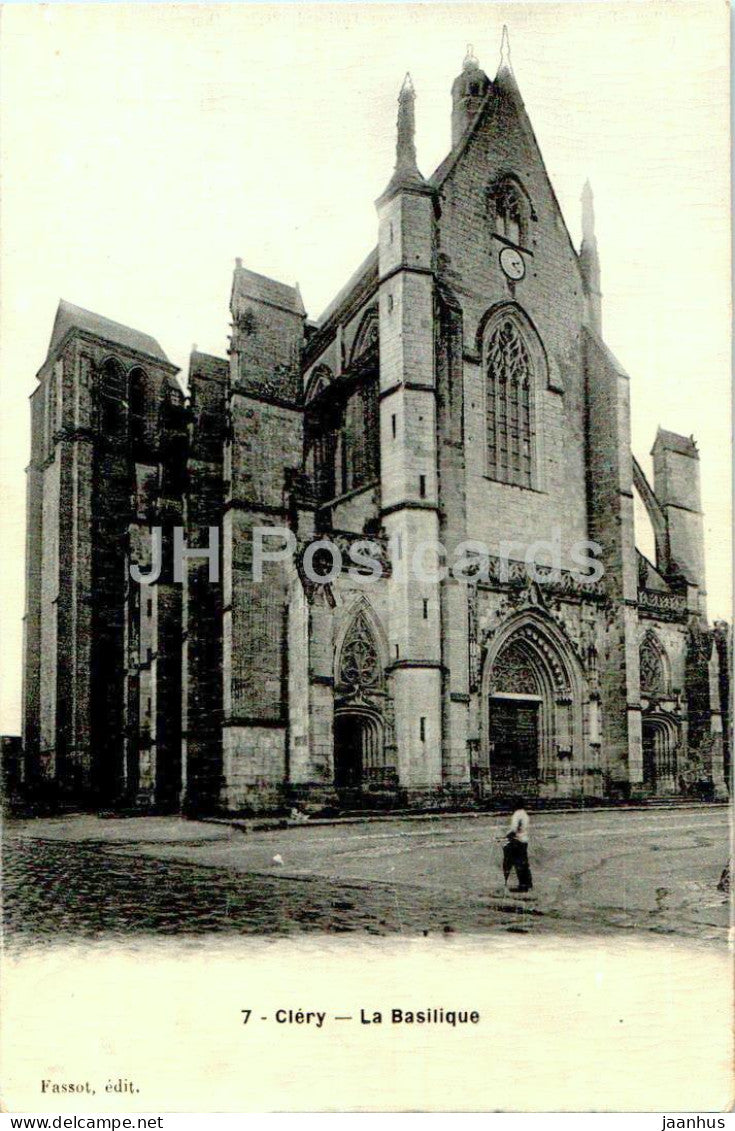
22,43 -> 729,813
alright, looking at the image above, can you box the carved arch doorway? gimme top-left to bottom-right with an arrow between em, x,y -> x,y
642,712 -> 679,794
483,612 -> 584,799
333,709 -> 384,790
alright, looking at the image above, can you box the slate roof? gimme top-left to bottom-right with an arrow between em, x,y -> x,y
232,264 -> 305,316
315,248 -> 379,328
189,350 -> 229,383
48,300 -> 172,365
654,428 -> 699,458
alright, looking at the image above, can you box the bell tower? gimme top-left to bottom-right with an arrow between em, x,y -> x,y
451,45 -> 490,147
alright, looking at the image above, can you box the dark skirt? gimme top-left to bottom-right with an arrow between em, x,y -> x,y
503,838 -> 533,891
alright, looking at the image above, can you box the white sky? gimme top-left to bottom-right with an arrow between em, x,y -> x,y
0,1 -> 730,734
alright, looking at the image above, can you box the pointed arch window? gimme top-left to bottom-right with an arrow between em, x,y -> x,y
493,181 -> 525,246
341,380 -> 379,494
338,611 -> 383,693
128,366 -> 151,452
350,308 -> 379,366
640,635 -> 667,698
99,357 -> 127,436
486,319 -> 533,487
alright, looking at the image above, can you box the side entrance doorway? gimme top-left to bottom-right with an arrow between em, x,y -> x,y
334,713 -> 363,789
333,710 -> 385,792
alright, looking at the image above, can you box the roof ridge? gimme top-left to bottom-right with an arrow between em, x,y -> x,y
232,262 -> 306,316
47,299 -> 173,369
313,58 -> 586,338
58,298 -> 159,341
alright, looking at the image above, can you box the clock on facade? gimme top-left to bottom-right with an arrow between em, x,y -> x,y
499,245 -> 526,281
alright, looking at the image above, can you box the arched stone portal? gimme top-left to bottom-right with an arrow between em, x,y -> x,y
333,709 -> 385,789
333,600 -> 390,794
642,712 -> 679,794
482,612 -> 585,798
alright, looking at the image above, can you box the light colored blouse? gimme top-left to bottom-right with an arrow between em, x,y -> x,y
508,808 -> 530,844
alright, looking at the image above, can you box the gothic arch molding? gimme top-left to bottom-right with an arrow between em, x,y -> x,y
128,365 -> 154,451
482,609 -> 583,699
334,596 -> 388,694
333,597 -> 390,791
97,354 -> 127,387
481,609 -> 586,793
474,302 -> 548,379
96,356 -> 128,434
349,307 -> 379,366
642,708 -> 680,792
639,629 -> 670,699
304,363 -> 334,404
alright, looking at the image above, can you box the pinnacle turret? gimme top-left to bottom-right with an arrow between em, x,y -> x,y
581,179 -> 596,246
499,25 -> 512,74
494,25 -> 523,103
579,180 -> 602,334
377,73 -> 433,203
451,44 -> 490,147
396,73 -> 418,174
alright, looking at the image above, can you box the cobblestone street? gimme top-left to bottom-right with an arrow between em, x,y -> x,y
3,805 -> 731,946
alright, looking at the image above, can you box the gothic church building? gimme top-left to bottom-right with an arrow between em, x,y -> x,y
22,42 -> 729,812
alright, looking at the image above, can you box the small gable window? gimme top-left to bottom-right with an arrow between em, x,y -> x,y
490,178 -> 531,248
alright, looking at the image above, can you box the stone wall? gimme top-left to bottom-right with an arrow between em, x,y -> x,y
182,352 -> 227,811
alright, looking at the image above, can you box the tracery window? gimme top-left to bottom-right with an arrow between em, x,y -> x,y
486,319 -> 533,487
338,612 -> 382,692
494,181 -> 524,246
99,357 -> 127,436
128,367 -> 150,452
312,428 -> 337,501
44,371 -> 58,456
341,380 -> 379,494
640,636 -> 666,698
492,641 -> 539,696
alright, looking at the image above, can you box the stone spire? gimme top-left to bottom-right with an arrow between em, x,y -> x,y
493,25 -> 523,106
396,73 -> 418,172
499,25 -> 512,74
579,179 -> 602,334
378,73 -> 432,203
581,179 -> 597,246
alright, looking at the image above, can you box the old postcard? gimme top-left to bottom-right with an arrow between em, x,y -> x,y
1,1 -> 732,1115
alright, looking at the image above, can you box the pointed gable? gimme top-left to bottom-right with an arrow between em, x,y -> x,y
230,261 -> 306,319
310,37 -> 587,379
431,54 -> 584,284
46,300 -> 172,366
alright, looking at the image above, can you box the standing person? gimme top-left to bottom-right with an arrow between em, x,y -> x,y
503,797 -> 533,893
